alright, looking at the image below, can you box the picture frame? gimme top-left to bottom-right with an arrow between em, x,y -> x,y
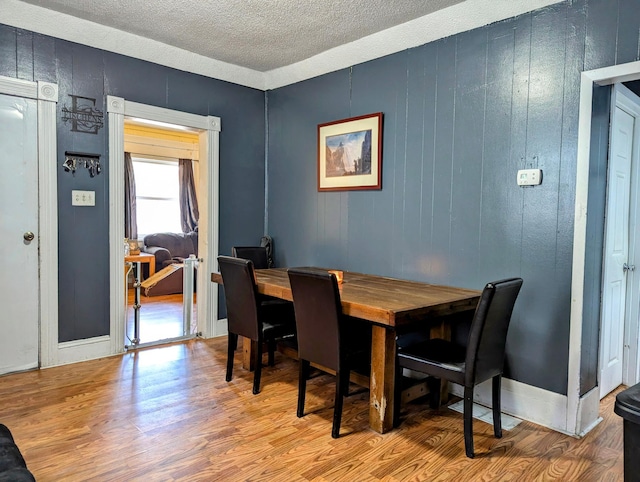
317,112 -> 383,191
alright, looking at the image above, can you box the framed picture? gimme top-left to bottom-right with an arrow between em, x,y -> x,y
317,112 -> 383,191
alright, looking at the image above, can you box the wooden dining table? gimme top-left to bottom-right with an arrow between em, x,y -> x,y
211,267 -> 481,434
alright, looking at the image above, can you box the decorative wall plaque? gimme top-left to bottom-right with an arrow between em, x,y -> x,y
61,95 -> 104,134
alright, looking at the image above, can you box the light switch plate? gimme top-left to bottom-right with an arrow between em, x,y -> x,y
517,169 -> 542,186
72,190 -> 95,206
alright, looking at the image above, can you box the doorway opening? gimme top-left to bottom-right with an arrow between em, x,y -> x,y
107,96 -> 222,356
599,81 -> 640,399
123,120 -> 201,348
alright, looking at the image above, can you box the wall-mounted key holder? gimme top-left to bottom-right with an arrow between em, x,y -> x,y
63,151 -> 102,177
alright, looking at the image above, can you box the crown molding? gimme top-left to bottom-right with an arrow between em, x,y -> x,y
2,0 -> 563,90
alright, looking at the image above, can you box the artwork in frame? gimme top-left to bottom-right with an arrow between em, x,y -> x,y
317,112 -> 383,191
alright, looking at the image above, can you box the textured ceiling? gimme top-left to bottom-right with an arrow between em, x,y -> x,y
17,0 -> 465,71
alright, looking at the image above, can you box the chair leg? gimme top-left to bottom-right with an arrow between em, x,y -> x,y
225,333 -> 237,382
463,386 -> 475,458
492,375 -> 502,438
253,341 -> 263,395
427,377 -> 442,409
332,369 -> 348,438
297,360 -> 310,417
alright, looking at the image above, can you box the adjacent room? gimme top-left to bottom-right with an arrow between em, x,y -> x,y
123,119 -> 201,347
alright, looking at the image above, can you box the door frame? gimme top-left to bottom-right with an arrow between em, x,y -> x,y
0,75 -> 59,368
570,61 -> 640,436
107,96 -> 222,354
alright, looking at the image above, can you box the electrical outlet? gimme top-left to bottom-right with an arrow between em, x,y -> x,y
72,190 -> 95,206
517,169 -> 542,186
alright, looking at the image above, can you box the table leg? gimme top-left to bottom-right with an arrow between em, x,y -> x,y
242,336 -> 257,371
369,325 -> 396,434
430,321 -> 451,404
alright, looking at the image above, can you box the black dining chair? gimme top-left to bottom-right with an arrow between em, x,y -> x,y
287,268 -> 369,438
232,244 -> 293,322
395,277 -> 523,458
217,255 -> 296,394
232,246 -> 270,269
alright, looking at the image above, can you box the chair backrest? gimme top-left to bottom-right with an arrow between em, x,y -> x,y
288,268 -> 342,371
232,246 -> 269,269
465,278 -> 523,386
217,255 -> 260,340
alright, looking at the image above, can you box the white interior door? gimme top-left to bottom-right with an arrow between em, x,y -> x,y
600,104 -> 634,399
0,93 -> 39,375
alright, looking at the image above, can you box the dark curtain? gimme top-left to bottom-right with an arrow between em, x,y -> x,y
179,158 -> 199,233
124,152 -> 138,240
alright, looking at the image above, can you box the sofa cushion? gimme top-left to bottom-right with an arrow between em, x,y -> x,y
144,232 -> 198,260
0,424 -> 35,482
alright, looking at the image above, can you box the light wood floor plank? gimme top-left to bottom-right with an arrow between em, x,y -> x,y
0,336 -> 625,481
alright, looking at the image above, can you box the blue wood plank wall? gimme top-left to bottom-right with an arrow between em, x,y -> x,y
266,0 -> 640,395
0,26 -> 266,341
1,0 -> 639,396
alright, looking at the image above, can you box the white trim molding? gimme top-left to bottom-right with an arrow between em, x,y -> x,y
108,100 -> 127,355
107,96 -> 221,355
198,119 -> 223,338
568,60 -> 640,436
0,75 -> 59,368
0,75 -> 38,98
3,0 -> 563,90
55,336 -> 111,366
36,81 -> 59,368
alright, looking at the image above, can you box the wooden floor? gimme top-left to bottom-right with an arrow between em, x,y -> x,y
0,337 -> 624,481
126,290 -> 197,344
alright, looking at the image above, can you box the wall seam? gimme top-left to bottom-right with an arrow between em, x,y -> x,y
264,90 -> 269,234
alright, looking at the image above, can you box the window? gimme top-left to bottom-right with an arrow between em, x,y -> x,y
133,158 -> 181,237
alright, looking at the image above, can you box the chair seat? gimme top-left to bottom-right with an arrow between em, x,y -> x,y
398,338 -> 466,384
400,338 -> 466,364
262,320 -> 295,340
261,300 -> 296,339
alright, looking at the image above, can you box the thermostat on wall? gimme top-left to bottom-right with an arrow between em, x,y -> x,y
517,169 -> 542,186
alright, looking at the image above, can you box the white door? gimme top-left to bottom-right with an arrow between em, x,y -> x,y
0,93 -> 40,374
599,105 -> 634,399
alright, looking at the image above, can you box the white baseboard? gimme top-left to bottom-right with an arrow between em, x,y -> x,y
575,386 -> 602,437
1,362 -> 38,374
52,335 -> 114,367
449,377 -> 571,434
210,317 -> 228,338
47,319 -> 229,368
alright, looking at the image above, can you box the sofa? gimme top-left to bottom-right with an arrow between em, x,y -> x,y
143,231 -> 198,270
0,424 -> 35,482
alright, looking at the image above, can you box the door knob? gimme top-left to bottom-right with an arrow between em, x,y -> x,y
623,263 -> 636,272
23,231 -> 35,242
